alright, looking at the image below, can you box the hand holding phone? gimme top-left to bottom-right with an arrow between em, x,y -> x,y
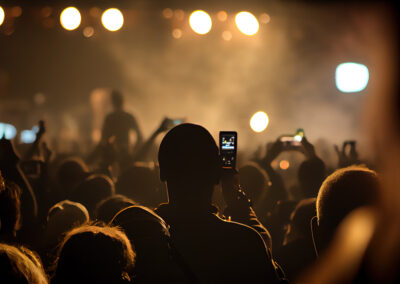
219,131 -> 237,169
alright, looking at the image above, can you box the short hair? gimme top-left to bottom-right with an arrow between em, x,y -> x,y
95,194 -> 136,223
53,224 -> 135,284
45,200 -> 89,247
316,166 -> 379,230
111,90 -> 124,109
158,123 -> 221,184
0,243 -> 48,284
0,175 -> 21,237
69,174 -> 115,216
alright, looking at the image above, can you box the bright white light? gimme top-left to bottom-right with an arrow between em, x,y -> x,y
235,11 -> 259,36
101,8 -> 124,31
336,62 -> 369,93
0,123 -> 17,139
0,7 -> 5,26
60,7 -> 81,31
20,126 -> 39,144
189,10 -> 212,35
294,135 -> 302,142
250,111 -> 269,133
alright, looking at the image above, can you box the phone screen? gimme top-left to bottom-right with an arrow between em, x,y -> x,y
219,131 -> 237,168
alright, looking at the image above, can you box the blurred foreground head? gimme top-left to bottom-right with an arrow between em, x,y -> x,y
53,224 -> 135,284
313,166 -> 379,253
158,123 -> 221,203
0,243 -> 48,284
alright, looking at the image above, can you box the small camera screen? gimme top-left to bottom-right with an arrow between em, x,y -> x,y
221,135 -> 235,150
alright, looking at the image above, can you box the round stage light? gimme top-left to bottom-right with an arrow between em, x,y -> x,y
189,10 -> 212,35
335,62 -> 369,93
250,111 -> 269,133
0,7 -> 5,26
101,8 -> 124,31
279,160 -> 290,170
60,7 -> 81,31
0,123 -> 17,140
235,11 -> 259,36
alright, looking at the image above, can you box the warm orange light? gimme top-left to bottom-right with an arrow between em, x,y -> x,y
279,160 -> 290,170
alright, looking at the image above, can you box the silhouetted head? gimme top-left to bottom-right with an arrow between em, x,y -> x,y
0,174 -> 21,239
53,224 -> 135,284
116,162 -> 165,208
57,158 -> 89,193
285,198 -> 316,243
0,243 -> 48,284
312,166 -> 379,253
69,174 -> 115,217
45,200 -> 89,248
111,90 -> 124,110
158,123 -> 221,204
239,162 -> 269,201
298,157 -> 326,198
95,194 -> 136,223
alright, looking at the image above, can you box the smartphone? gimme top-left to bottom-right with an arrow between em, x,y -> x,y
279,128 -> 305,148
219,131 -> 237,168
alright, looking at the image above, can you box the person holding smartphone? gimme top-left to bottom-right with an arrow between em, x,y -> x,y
156,123 -> 280,284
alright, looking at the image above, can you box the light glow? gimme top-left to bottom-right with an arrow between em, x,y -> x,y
60,7 -> 81,31
0,7 -> 5,26
0,123 -> 17,139
279,160 -> 290,170
101,8 -> 124,31
250,111 -> 269,133
235,11 -> 259,36
336,62 -> 369,93
189,10 -> 212,35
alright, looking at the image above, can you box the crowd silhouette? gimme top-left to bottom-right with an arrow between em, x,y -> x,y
0,1 -> 399,283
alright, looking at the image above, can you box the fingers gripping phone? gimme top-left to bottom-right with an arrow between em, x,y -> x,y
219,131 -> 237,168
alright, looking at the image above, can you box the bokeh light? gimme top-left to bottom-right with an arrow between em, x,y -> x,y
60,7 -> 81,31
235,11 -> 259,36
172,28 -> 182,39
101,8 -> 124,31
259,13 -> 271,24
162,8 -> 173,19
174,9 -> 185,21
279,160 -> 290,170
189,10 -> 212,35
0,7 -> 5,26
336,62 -> 369,93
217,11 -> 228,22
250,111 -> 269,133
222,31 -> 232,41
0,123 -> 17,139
83,26 -> 95,38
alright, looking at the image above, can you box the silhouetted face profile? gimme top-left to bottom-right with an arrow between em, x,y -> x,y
158,123 -> 221,201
